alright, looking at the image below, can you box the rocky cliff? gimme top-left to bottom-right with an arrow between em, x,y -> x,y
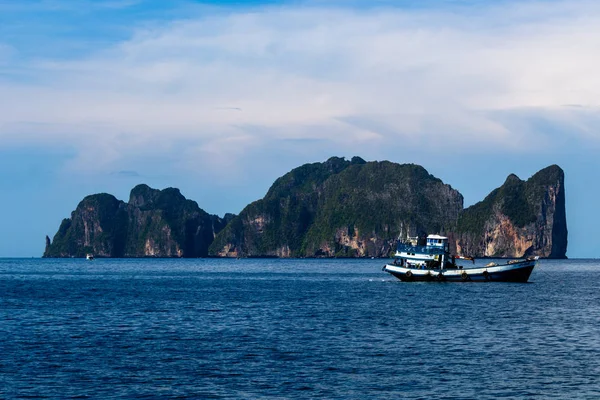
45,159 -> 568,259
209,158 -> 567,258
208,157 -> 464,257
43,184 -> 232,258
453,165 -> 567,258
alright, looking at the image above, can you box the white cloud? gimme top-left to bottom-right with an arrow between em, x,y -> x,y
1,0 -> 600,174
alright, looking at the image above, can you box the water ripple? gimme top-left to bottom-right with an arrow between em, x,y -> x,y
0,258 -> 599,398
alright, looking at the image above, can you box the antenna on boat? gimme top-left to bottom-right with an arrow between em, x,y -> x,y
397,223 -> 405,242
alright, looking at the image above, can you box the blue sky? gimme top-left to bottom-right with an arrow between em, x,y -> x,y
1,0 -> 598,257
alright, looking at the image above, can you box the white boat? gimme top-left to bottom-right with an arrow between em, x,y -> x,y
382,234 -> 538,282
86,253 -> 94,260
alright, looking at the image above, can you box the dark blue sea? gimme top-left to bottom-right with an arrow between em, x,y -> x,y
1,258 -> 599,399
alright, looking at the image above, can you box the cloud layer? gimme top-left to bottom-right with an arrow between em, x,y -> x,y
1,0 -> 599,174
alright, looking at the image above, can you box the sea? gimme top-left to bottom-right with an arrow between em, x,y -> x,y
1,258 -> 599,399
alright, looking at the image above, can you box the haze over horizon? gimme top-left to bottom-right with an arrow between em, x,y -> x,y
1,0 -> 597,258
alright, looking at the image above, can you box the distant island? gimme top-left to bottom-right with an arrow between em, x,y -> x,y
44,156 -> 567,259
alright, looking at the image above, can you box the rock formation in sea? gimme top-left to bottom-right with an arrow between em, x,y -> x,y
44,158 -> 568,259
209,158 -> 567,259
43,184 -> 233,258
209,156 -> 464,258
452,165 -> 567,258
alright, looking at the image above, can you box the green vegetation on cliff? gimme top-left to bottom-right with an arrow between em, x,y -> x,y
45,159 -> 568,259
209,157 -> 464,257
456,174 -> 535,236
209,157 -> 360,256
457,165 -> 564,235
44,185 -> 231,258
455,164 -> 567,258
44,194 -> 127,258
303,162 -> 459,252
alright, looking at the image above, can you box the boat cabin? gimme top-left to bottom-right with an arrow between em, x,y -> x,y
426,235 -> 449,253
393,234 -> 450,270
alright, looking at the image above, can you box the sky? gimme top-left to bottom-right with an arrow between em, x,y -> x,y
0,0 -> 598,258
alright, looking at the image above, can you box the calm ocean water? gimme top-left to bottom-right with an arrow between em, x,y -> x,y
1,258 -> 599,399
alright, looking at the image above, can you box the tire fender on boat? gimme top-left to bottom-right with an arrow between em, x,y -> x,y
461,271 -> 469,281
483,270 -> 490,281
405,270 -> 413,279
436,272 -> 444,281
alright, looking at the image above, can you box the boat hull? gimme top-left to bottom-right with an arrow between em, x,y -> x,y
383,258 -> 537,283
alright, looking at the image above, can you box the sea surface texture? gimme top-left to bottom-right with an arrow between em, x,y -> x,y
1,258 -> 599,399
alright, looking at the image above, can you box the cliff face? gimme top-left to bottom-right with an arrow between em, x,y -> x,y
44,185 -> 231,258
208,157 -> 464,257
453,165 -> 567,258
210,158 -> 567,258
43,194 -> 128,258
45,159 -> 568,259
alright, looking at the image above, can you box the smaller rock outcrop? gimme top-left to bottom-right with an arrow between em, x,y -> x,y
44,185 -> 232,258
453,165 -> 567,258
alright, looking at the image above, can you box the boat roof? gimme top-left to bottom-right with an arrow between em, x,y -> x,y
427,234 -> 448,240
